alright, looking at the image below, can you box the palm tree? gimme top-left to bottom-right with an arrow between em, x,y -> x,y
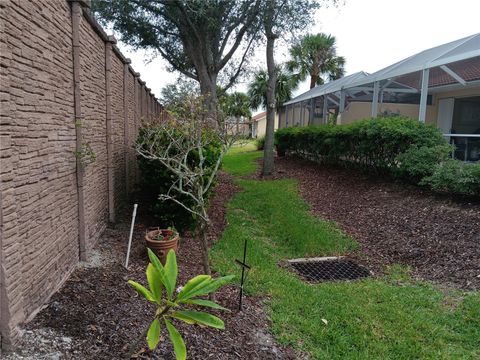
248,65 -> 297,111
220,91 -> 252,134
221,91 -> 252,118
286,33 -> 345,89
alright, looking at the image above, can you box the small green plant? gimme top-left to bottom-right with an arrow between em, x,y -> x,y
74,119 -> 83,128
255,136 -> 265,150
73,142 -> 96,166
128,249 -> 234,359
154,227 -> 178,241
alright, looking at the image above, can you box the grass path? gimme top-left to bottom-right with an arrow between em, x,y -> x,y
211,144 -> 480,359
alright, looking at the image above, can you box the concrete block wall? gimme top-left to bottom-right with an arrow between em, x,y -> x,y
0,0 -> 165,349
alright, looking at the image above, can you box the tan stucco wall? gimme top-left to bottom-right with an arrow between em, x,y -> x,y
338,102 -> 436,125
337,86 -> 480,127
285,106 -> 311,127
254,113 -> 279,138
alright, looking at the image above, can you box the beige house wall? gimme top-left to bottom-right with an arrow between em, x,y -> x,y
284,106 -> 311,127
337,86 -> 480,127
338,102 -> 436,125
0,0 -> 164,348
254,113 -> 279,138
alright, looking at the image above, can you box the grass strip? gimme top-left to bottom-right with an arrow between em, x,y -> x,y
212,145 -> 480,359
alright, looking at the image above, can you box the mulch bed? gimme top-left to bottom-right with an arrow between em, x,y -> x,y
16,172 -> 295,360
265,156 -> 480,290
10,155 -> 479,359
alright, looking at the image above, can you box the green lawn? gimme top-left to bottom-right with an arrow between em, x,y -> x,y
221,141 -> 263,176
211,145 -> 480,359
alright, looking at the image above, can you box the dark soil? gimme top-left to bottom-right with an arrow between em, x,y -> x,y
267,156 -> 480,290
19,172 -> 296,360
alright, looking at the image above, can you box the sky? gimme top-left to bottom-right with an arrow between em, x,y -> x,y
117,0 -> 480,103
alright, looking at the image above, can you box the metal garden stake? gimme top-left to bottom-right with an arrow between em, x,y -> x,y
235,238 -> 251,311
125,203 -> 138,269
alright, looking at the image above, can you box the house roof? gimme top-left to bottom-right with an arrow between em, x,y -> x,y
351,33 -> 480,86
252,111 -> 266,121
283,33 -> 480,107
283,72 -> 369,106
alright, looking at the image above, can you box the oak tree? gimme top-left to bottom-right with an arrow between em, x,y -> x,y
92,0 -> 262,120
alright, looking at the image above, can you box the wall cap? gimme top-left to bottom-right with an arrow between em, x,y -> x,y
107,35 -> 117,44
67,0 -> 91,8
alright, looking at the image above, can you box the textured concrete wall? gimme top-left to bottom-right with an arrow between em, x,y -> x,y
0,0 -> 164,348
80,15 -> 108,248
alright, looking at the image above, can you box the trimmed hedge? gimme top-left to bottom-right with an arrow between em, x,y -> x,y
275,117 -> 479,196
275,117 -> 448,173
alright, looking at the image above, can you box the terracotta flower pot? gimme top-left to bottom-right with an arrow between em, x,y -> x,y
145,228 -> 180,265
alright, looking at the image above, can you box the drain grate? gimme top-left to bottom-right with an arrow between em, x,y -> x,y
288,257 -> 371,283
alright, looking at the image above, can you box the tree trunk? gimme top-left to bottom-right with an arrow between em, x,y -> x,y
262,0 -> 277,176
199,223 -> 215,300
310,74 -> 318,89
198,71 -> 219,126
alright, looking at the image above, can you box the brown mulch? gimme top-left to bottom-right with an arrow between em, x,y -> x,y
265,156 -> 480,290
20,172 -> 295,360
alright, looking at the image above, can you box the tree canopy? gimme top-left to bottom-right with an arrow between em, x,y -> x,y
159,77 -> 199,114
287,33 -> 345,89
92,0 -> 262,116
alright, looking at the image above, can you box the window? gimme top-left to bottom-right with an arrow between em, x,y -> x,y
452,97 -> 480,134
451,96 -> 480,161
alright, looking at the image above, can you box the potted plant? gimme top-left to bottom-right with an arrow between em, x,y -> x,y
145,227 -> 180,265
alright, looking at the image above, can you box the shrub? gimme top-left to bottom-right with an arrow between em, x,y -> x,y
275,117 -> 449,174
275,117 -> 480,196
420,160 -> 480,196
137,123 -> 222,231
255,136 -> 265,150
395,144 -> 453,182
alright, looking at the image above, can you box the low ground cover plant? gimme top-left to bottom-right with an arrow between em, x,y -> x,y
128,249 -> 233,359
275,117 -> 479,196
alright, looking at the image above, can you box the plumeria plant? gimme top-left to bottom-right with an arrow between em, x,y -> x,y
127,249 -> 234,359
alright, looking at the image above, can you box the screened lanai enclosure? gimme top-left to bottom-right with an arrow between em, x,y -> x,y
279,33 -> 480,161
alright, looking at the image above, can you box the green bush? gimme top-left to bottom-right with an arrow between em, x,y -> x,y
395,144 -> 453,182
275,117 -> 448,174
255,136 -> 265,150
275,117 -> 480,196
420,160 -> 480,196
137,125 -> 221,230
